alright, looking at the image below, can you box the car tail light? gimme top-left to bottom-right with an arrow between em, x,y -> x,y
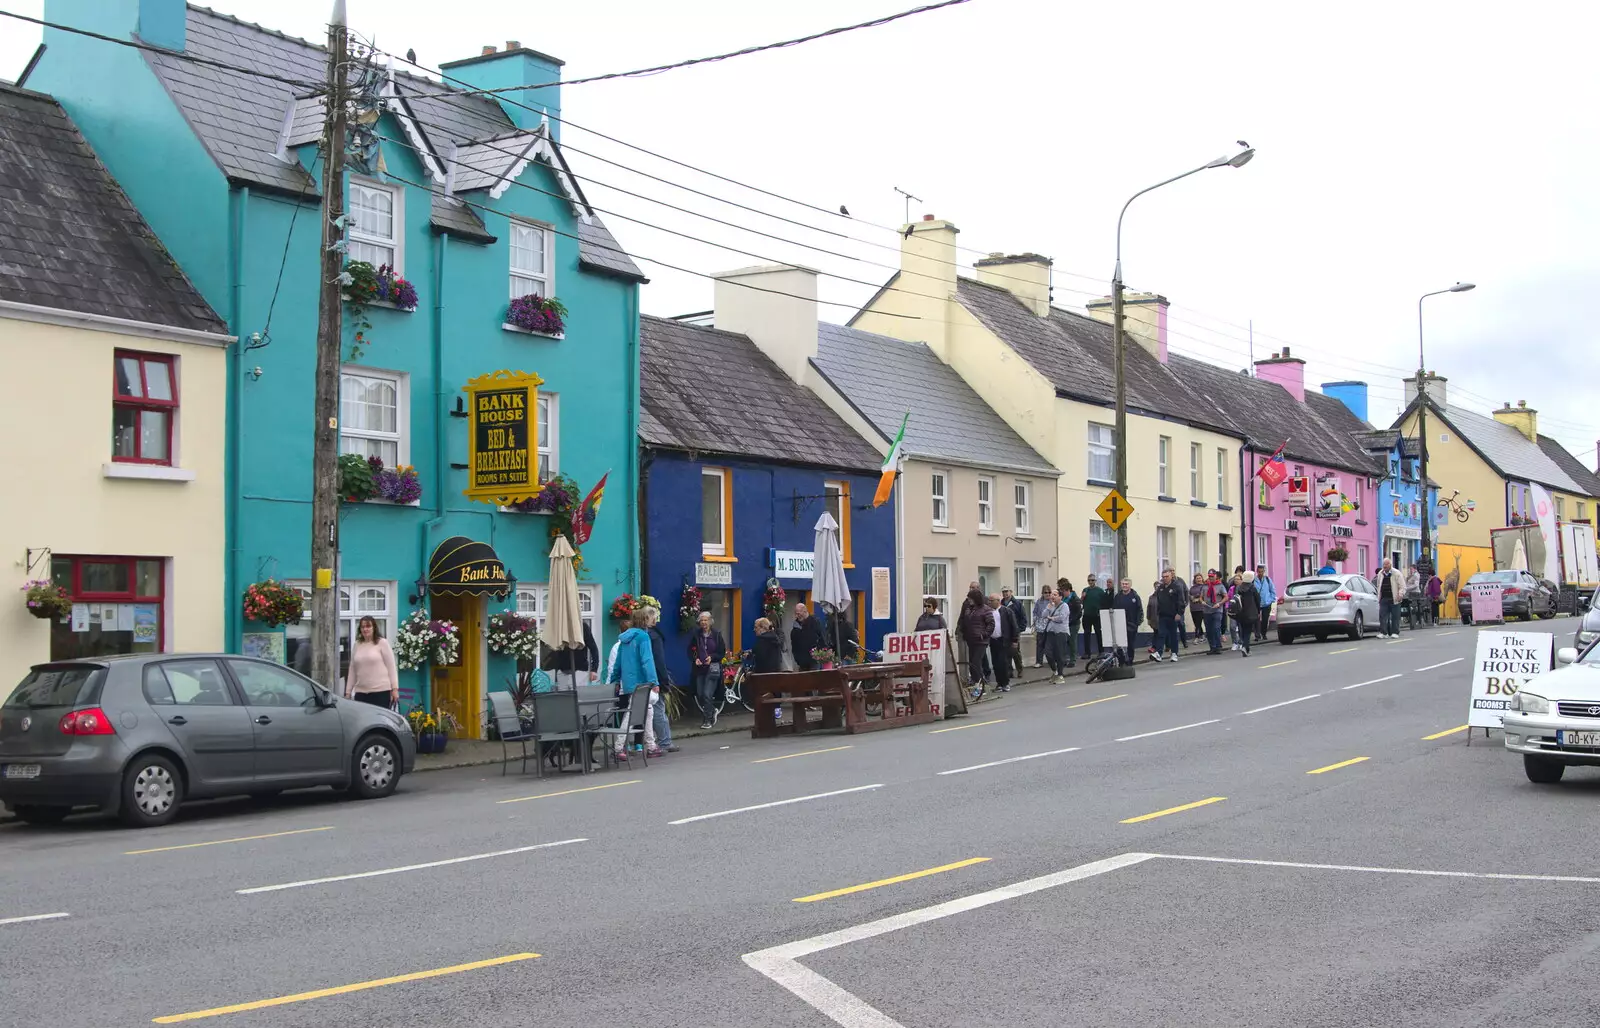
58,708 -> 116,736
1459,591 -> 1470,600
1505,587 -> 1521,595
1334,591 -> 1352,600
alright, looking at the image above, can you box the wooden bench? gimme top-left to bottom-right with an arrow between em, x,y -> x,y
754,692 -> 846,734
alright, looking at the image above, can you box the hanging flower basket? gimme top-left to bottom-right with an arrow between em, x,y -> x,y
395,610 -> 461,670
242,579 -> 304,626
678,585 -> 703,632
763,583 -> 786,623
22,579 -> 71,621
1327,546 -> 1350,563
484,610 -> 540,661
609,593 -> 639,624
506,294 -> 568,336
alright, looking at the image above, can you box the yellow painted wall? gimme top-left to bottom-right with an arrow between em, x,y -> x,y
1399,408 -> 1504,548
0,318 -> 228,688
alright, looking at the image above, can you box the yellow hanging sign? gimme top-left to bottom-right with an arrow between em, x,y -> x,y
462,369 -> 544,505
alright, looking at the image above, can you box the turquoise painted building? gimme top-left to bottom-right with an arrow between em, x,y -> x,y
29,2 -> 646,735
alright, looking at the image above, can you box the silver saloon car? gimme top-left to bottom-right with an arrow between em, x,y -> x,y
1275,574 -> 1380,644
0,654 -> 415,827
1504,642 -> 1600,783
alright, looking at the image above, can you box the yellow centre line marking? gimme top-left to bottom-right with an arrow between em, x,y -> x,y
1121,797 -> 1227,824
1422,725 -> 1469,740
752,745 -> 854,764
497,780 -> 640,804
1257,660 -> 1298,669
1329,647 -> 1358,654
1173,675 -> 1221,687
792,857 -> 990,903
1386,637 -> 1412,644
1437,630 -> 1460,637
124,826 -> 334,856
1306,756 -> 1370,775
1067,694 -> 1127,709
152,953 -> 539,1023
930,718 -> 1007,734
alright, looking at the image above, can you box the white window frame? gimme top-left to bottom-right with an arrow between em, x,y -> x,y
1089,521 -> 1116,584
1013,480 -> 1032,535
1311,538 -> 1323,569
701,467 -> 729,557
338,366 -> 409,468
1189,530 -> 1205,578
1285,536 -> 1296,579
285,579 -> 396,672
536,393 -> 559,484
1216,448 -> 1228,504
1158,436 -> 1171,496
1358,545 -> 1370,576
1087,423 -> 1115,481
348,178 -> 402,273
1190,442 -> 1203,502
1156,526 -> 1174,573
509,219 -> 554,299
1254,534 -> 1271,577
930,470 -> 950,528
516,583 -> 602,639
1013,564 -> 1039,613
978,566 -> 1001,598
922,559 -> 951,617
977,475 -> 995,532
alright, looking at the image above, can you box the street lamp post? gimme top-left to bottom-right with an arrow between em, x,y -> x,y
1111,144 -> 1255,589
1415,282 -> 1475,571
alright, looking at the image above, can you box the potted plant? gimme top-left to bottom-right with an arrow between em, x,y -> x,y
506,293 -> 569,336
242,579 -> 304,626
484,610 -> 540,661
342,261 -> 416,360
811,646 -> 837,670
22,579 -> 70,621
338,453 -> 378,503
395,610 -> 461,670
407,707 -> 460,754
678,585 -> 703,632
1327,546 -> 1350,563
372,458 -> 422,504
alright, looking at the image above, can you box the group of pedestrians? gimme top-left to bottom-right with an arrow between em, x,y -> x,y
1373,560 -> 1443,637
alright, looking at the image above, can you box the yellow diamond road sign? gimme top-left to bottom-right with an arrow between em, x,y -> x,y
1096,489 -> 1134,531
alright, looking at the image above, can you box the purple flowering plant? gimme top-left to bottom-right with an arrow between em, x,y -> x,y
507,293 -> 569,335
23,578 -> 71,620
374,264 -> 418,310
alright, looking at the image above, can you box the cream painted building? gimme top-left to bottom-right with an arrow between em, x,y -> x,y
706,265 -> 1061,633
0,84 -> 231,689
851,218 -> 1248,596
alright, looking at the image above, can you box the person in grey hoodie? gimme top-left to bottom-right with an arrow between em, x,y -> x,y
1030,585 -> 1055,667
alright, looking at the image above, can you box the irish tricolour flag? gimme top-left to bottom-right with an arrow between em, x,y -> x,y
872,413 -> 908,508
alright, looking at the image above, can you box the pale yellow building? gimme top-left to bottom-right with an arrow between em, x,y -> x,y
851,218 -> 1247,595
0,85 -> 231,689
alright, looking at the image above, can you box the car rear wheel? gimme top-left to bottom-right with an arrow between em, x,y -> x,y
347,734 -> 400,800
1524,754 -> 1565,784
1348,612 -> 1365,641
119,754 -> 183,827
10,804 -> 71,825
1278,631 -> 1295,645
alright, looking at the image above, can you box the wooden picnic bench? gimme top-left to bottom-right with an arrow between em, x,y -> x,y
747,662 -> 935,739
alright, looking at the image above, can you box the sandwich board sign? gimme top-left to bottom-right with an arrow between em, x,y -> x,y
1467,630 -> 1553,730
883,629 -> 947,716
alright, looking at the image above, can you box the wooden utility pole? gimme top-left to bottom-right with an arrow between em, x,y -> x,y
310,0 -> 348,689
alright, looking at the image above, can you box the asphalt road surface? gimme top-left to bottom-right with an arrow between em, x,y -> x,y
6,623 -> 1598,1027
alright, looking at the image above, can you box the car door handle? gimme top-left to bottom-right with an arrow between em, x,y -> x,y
167,716 -> 188,726
255,715 -> 272,725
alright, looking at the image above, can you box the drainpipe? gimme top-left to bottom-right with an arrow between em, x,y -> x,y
417,232 -> 450,708
1242,446 -> 1252,567
895,462 -> 905,632
226,186 -> 249,653
626,286 -> 642,596
637,447 -> 653,600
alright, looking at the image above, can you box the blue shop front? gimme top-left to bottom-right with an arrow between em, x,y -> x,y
637,316 -> 894,687
1352,425 -> 1443,571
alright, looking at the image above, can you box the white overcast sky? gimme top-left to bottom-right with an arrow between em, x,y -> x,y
6,0 -> 1598,461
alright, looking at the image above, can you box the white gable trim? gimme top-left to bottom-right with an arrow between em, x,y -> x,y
381,79 -> 446,184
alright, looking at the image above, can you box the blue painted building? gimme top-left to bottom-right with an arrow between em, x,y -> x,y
638,315 -> 894,689
1328,382 -> 1441,571
30,3 -> 646,735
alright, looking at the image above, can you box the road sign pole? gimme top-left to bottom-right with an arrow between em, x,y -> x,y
1112,275 -> 1129,590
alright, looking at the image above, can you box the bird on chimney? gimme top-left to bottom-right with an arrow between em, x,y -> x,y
839,205 -> 850,216
903,224 -> 914,238
405,48 -> 417,64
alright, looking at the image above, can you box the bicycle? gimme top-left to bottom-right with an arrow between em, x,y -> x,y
721,653 -> 756,714
1438,489 -> 1474,523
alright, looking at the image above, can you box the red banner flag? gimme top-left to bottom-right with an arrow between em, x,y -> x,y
572,472 -> 609,546
1256,444 -> 1288,490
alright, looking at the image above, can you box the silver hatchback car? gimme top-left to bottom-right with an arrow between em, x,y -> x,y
0,654 -> 415,827
1275,574 -> 1381,644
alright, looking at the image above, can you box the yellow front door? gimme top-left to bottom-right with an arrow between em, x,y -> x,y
429,593 -> 483,740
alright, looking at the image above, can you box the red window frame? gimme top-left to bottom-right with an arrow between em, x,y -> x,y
55,555 -> 166,652
112,350 -> 178,465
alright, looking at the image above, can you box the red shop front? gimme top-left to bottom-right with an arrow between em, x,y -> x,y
49,554 -> 166,660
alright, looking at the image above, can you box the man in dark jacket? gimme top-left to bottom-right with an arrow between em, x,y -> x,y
1152,569 -> 1188,662
549,620 -> 601,689
1081,576 -> 1106,657
790,603 -> 826,670
985,593 -> 1018,692
957,587 -> 994,692
1001,587 -> 1028,677
1109,579 -> 1143,665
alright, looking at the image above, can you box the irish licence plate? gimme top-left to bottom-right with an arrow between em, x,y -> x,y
2,764 -> 41,779
1559,731 -> 1600,748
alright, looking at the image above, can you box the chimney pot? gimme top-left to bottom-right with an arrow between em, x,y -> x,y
1517,400 -> 1526,408
922,214 -> 935,221
1282,345 -> 1291,358
506,40 -> 520,50
481,45 -> 497,55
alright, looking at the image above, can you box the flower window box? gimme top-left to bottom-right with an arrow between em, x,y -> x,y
505,294 -> 568,339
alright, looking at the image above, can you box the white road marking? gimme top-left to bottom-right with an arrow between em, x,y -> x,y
743,853 -> 1154,1028
1437,630 -> 1460,637
1415,658 -> 1465,672
1116,720 -> 1221,742
0,912 -> 70,926
236,838 -> 586,894
1342,674 -> 1403,691
936,748 -> 1081,776
668,785 -> 882,825
1241,694 -> 1320,715
1155,853 -> 1600,884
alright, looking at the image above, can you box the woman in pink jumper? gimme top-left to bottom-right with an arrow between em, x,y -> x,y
345,615 -> 399,709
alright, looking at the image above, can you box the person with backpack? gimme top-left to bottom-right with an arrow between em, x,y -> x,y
1226,572 -> 1247,651
608,607 -> 660,758
1233,571 -> 1262,656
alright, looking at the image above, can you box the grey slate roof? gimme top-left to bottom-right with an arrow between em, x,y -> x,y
810,322 -> 1058,476
0,83 -> 224,333
639,316 -> 883,472
145,6 -> 643,280
1401,401 -> 1586,494
1537,435 -> 1600,499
